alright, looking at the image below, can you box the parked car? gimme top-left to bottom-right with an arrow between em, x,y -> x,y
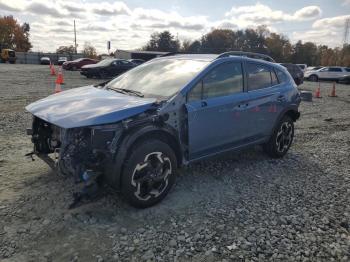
40,57 -> 51,65
305,66 -> 350,82
280,63 -> 304,85
25,52 -> 301,208
129,59 -> 145,65
338,74 -> 350,84
80,59 -> 135,78
296,64 -> 307,72
63,58 -> 98,70
58,57 -> 68,65
306,66 -> 322,72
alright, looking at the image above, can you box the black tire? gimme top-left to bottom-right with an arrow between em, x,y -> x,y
263,115 -> 294,158
121,139 -> 177,208
309,74 -> 318,82
72,66 -> 77,71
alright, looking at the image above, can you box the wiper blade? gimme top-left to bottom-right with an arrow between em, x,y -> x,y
93,80 -> 111,88
107,87 -> 144,97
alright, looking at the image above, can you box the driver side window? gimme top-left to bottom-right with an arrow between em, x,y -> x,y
187,62 -> 243,102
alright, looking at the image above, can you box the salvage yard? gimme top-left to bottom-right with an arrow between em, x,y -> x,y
0,64 -> 349,261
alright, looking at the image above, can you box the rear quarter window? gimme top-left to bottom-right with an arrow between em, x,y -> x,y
276,69 -> 289,84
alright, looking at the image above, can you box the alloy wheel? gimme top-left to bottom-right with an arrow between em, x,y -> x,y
131,152 -> 172,201
275,122 -> 293,153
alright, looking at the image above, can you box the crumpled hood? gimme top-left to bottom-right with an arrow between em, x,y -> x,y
25,86 -> 157,128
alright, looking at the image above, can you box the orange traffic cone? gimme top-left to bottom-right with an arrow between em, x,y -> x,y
329,82 -> 337,97
54,82 -> 62,93
55,66 -> 64,84
50,64 -> 56,76
314,83 -> 322,98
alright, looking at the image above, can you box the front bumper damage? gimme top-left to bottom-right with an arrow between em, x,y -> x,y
26,116 -> 124,208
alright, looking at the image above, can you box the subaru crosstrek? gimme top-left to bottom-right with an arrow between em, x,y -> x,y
25,52 -> 301,208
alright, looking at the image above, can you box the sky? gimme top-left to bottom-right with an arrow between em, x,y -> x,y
0,0 -> 350,53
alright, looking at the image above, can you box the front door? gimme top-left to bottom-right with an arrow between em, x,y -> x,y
185,61 -> 252,160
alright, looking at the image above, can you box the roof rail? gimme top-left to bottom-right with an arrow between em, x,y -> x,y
217,51 -> 275,63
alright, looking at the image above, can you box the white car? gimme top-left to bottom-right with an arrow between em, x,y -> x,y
305,66 -> 350,82
40,57 -> 51,65
58,57 -> 68,65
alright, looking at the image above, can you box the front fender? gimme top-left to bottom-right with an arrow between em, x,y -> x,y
103,123 -> 180,190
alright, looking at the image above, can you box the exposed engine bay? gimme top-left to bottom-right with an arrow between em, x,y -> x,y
28,116 -> 124,207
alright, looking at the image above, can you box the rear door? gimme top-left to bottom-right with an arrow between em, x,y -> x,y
245,62 -> 285,139
186,61 -> 252,159
329,67 -> 345,79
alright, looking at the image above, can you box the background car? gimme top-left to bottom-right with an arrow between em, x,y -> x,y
57,57 -> 68,65
338,74 -> 350,84
305,66 -> 350,82
80,58 -> 136,78
297,64 -> 307,72
306,66 -> 322,72
63,58 -> 98,70
40,57 -> 51,65
129,59 -> 145,65
280,63 -> 304,85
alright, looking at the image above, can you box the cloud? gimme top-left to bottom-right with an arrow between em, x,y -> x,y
0,1 -> 22,12
90,2 -> 131,16
224,3 -> 322,27
342,0 -> 350,5
294,6 -> 322,20
26,2 -> 62,17
312,14 -> 350,29
1,0 -> 344,52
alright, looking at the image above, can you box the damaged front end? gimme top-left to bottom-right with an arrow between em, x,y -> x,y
27,116 -> 123,181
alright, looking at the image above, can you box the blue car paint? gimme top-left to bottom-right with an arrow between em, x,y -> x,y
179,56 -> 299,160
25,86 -> 157,129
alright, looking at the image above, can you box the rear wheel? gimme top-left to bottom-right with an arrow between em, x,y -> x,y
121,139 -> 177,208
263,115 -> 294,158
309,74 -> 318,82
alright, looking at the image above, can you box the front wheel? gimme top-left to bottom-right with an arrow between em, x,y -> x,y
309,75 -> 318,82
121,139 -> 177,208
263,115 -> 294,158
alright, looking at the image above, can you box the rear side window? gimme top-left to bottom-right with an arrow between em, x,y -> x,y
345,68 -> 350,72
276,69 -> 288,84
247,63 -> 273,90
329,68 -> 342,72
188,62 -> 243,101
271,70 -> 278,85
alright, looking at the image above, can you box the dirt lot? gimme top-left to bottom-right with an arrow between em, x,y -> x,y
0,64 -> 349,262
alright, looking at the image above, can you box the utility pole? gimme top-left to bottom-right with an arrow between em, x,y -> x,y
343,18 -> 350,46
74,20 -> 77,54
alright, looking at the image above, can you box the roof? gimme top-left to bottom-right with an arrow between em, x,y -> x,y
116,50 -> 169,55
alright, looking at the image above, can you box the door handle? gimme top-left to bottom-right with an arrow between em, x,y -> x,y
201,101 -> 208,107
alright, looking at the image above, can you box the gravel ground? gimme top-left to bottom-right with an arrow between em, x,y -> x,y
0,64 -> 349,262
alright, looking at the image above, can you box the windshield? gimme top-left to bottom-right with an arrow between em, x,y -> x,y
97,59 -> 114,66
106,58 -> 209,98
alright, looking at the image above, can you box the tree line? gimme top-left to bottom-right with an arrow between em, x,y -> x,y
1,14 -> 349,66
143,27 -> 350,67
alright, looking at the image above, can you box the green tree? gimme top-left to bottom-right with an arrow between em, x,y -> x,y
143,31 -> 180,52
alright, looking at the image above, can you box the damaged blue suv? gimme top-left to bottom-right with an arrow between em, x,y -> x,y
26,52 -> 301,208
